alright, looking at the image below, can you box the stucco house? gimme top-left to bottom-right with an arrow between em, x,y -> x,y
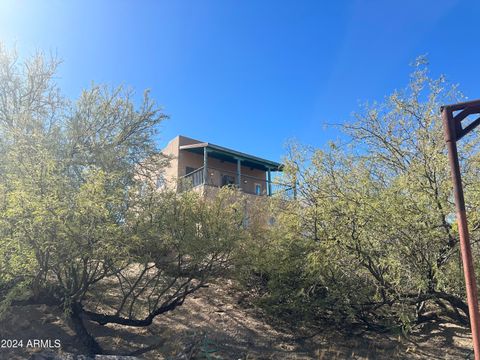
160,135 -> 291,197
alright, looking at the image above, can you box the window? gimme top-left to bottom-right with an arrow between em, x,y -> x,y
255,183 -> 262,195
222,175 -> 236,187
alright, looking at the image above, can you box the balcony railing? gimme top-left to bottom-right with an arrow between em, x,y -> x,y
178,166 -> 294,197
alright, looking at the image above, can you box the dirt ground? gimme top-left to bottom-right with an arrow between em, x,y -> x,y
0,279 -> 474,359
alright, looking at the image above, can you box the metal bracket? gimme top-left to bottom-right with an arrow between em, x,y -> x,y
442,100 -> 480,142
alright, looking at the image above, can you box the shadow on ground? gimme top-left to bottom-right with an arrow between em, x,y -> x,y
0,281 -> 474,359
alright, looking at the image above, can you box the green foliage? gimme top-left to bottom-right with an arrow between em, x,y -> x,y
0,43 -> 243,343
241,58 -> 476,330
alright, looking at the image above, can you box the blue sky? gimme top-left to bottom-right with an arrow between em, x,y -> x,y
0,0 -> 478,163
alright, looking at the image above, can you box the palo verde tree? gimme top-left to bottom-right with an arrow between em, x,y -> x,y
245,57 -> 480,331
0,44 -> 244,354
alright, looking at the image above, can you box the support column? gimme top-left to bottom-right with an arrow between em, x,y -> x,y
443,106 -> 480,357
236,158 -> 241,188
203,147 -> 208,185
267,168 -> 272,196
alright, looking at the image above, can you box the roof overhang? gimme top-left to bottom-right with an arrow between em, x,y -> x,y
179,142 -> 283,172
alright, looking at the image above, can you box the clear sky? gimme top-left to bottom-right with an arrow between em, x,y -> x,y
0,0 -> 478,163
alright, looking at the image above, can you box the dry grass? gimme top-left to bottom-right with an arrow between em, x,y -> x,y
0,279 -> 474,359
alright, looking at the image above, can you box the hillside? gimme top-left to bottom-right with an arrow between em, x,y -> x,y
0,279 -> 473,359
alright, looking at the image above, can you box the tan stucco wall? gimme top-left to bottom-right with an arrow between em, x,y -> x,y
161,136 -> 180,190
161,135 -> 204,191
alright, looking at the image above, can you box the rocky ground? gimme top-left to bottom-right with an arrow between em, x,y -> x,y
0,279 -> 474,359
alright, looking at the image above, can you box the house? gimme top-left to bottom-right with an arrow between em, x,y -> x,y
160,135 -> 292,197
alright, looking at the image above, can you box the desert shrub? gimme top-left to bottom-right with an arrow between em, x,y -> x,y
240,58 -> 478,332
0,44 -> 244,354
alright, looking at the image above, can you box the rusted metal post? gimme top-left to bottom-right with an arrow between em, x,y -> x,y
442,101 -> 480,360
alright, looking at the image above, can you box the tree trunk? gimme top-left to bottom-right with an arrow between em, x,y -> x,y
69,302 -> 103,356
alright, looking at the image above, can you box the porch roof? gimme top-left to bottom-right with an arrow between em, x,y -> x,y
179,142 -> 283,172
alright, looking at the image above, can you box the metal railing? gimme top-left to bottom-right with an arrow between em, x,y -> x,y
178,166 -> 294,197
178,167 -> 205,192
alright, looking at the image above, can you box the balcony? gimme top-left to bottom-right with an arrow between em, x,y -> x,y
178,166 -> 295,198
